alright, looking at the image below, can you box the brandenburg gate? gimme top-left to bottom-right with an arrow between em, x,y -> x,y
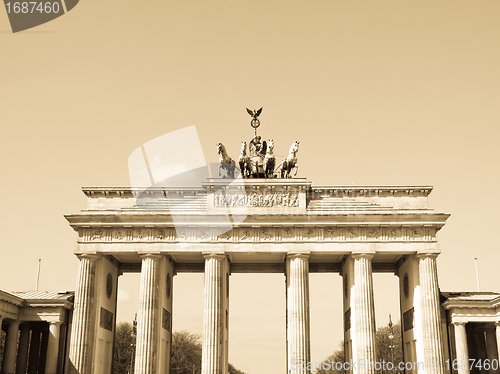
65,178 -> 449,374
64,117 -> 450,374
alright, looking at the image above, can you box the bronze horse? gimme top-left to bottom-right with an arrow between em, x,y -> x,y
238,141 -> 251,178
263,139 -> 276,178
279,141 -> 299,178
217,143 -> 236,178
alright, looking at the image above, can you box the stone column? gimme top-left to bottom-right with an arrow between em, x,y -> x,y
39,326 -> 49,373
68,254 -> 98,374
2,320 -> 20,374
16,324 -> 31,374
453,322 -> 470,374
286,253 -> 311,374
28,328 -> 41,374
134,254 -> 161,374
418,253 -> 445,374
201,254 -> 226,374
45,322 -> 61,374
352,253 -> 377,374
496,323 -> 500,366
485,329 -> 498,373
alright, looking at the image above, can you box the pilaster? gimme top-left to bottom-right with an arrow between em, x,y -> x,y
286,253 -> 311,374
157,255 -> 175,374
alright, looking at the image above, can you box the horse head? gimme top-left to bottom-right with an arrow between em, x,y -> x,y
267,139 -> 274,152
240,141 -> 247,155
289,141 -> 300,155
217,143 -> 225,155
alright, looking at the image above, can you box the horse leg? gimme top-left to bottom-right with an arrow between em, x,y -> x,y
265,160 -> 271,178
268,159 -> 274,177
239,160 -> 245,178
270,159 -> 275,178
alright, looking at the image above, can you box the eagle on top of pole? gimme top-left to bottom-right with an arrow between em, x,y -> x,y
246,107 -> 263,136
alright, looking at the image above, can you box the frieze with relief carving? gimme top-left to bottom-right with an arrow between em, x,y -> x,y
214,191 -> 299,207
240,229 -> 252,241
80,225 -> 435,243
303,228 -> 315,240
282,227 -> 295,240
260,228 -> 274,241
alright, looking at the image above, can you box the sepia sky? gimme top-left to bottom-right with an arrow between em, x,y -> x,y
1,1 -> 500,372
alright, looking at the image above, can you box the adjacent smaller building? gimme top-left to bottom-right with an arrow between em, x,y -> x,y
0,290 -> 74,374
442,292 -> 500,374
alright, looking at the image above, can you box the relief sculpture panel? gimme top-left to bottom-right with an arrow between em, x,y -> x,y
214,191 -> 299,207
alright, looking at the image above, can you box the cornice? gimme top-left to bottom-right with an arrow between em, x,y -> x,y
0,290 -> 24,306
309,186 -> 433,197
65,213 -> 450,225
22,299 -> 73,310
81,184 -> 433,198
442,299 -> 499,310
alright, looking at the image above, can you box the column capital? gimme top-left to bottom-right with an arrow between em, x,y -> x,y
452,321 -> 467,326
76,253 -> 100,261
202,252 -> 226,260
495,321 -> 500,327
416,251 -> 440,259
139,253 -> 162,260
351,252 -> 375,260
9,319 -> 20,327
287,252 -> 310,260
